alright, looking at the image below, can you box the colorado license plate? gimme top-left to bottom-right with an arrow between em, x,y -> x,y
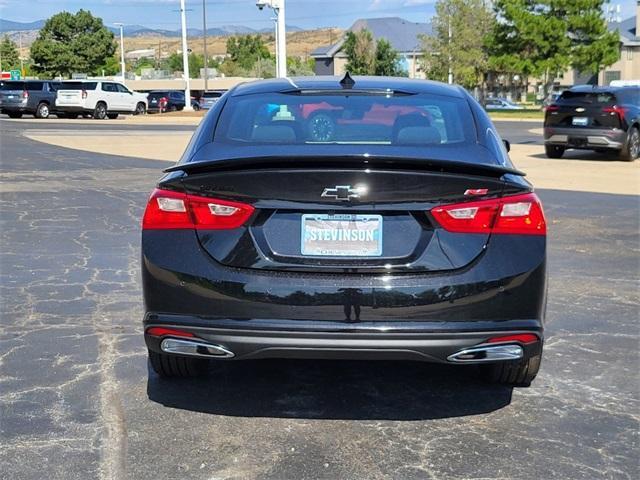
301,214 -> 382,256
572,116 -> 588,126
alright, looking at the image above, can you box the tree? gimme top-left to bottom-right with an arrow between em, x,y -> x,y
566,1 -> 619,78
165,52 -> 205,77
422,0 -> 495,90
226,35 -> 270,70
374,38 -> 404,76
30,10 -> 115,77
343,29 -> 375,75
488,1 -> 618,90
489,1 -> 571,94
0,36 -> 20,71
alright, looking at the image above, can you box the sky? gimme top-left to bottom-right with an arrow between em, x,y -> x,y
1,0 -> 636,31
1,0 -> 441,30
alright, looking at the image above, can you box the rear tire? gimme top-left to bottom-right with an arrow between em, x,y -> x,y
619,127 -> 639,162
482,354 -> 541,387
93,102 -> 107,120
7,112 -> 22,119
134,102 -> 146,115
148,349 -> 207,378
35,102 -> 50,119
545,144 -> 564,158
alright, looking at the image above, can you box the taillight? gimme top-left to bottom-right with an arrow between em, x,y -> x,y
142,188 -> 254,230
22,90 -> 29,99
146,327 -> 194,338
544,105 -> 559,112
486,333 -> 539,345
81,89 -> 87,99
430,192 -> 546,235
602,105 -> 627,120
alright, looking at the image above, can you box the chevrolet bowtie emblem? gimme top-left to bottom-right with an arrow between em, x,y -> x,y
321,185 -> 367,201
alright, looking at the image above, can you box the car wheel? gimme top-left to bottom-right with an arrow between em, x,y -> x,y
308,112 -> 336,142
93,102 -> 107,120
544,144 -> 564,159
619,127 -> 639,162
134,102 -> 146,115
482,354 -> 541,387
107,113 -> 119,120
148,349 -> 208,378
193,103 -> 200,111
7,112 -> 22,119
35,102 -> 50,119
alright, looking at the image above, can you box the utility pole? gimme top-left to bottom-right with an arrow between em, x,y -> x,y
114,23 -> 125,83
447,16 -> 453,85
180,0 -> 193,110
256,0 -> 287,78
202,0 -> 209,91
18,31 -> 24,76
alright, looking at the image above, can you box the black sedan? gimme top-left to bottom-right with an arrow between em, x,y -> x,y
141,75 -> 547,386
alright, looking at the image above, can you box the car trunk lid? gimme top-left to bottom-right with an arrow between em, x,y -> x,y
545,90 -> 623,129
162,157 -> 522,273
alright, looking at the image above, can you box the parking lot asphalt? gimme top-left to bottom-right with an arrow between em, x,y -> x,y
1,118 -> 638,480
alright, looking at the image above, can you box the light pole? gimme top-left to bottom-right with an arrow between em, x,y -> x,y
180,0 -> 193,110
114,23 -> 126,83
202,0 -> 209,91
256,0 -> 287,78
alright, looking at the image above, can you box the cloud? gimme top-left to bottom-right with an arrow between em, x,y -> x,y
403,0 -> 435,5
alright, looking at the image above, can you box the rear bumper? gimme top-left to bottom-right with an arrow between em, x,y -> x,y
55,105 -> 90,113
1,105 -> 31,113
144,316 -> 543,363
544,127 -> 626,150
142,229 -> 547,363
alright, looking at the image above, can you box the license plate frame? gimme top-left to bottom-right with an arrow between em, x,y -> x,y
301,214 -> 383,257
572,116 -> 588,126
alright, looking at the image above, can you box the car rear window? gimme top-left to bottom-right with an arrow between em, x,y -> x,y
214,92 -> 474,146
558,91 -> 617,105
203,91 -> 223,98
0,81 -> 25,90
25,82 -> 44,91
60,82 -> 97,90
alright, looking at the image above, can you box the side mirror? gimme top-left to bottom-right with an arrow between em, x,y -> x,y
503,139 -> 511,152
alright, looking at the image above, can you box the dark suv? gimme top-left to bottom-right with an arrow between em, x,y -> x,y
0,80 -> 60,119
543,86 -> 640,161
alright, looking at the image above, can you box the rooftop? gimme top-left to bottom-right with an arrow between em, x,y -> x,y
311,17 -> 432,58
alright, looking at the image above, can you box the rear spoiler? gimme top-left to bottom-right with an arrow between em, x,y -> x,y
164,155 -> 525,178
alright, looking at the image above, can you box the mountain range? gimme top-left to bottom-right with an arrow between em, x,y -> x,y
0,18 -> 302,37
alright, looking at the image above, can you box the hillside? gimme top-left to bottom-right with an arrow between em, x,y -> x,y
1,20 -> 342,60
125,28 -> 343,58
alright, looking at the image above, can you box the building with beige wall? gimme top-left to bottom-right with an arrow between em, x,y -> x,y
599,4 -> 640,85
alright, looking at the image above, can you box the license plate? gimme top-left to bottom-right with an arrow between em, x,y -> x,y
7,95 -> 14,99
572,116 -> 588,126
301,214 -> 382,256
151,99 -> 157,103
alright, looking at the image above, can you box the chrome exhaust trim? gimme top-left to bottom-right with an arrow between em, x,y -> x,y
160,338 -> 235,358
447,344 -> 523,363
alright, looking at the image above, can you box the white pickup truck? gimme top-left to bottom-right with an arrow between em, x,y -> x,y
55,80 -> 148,119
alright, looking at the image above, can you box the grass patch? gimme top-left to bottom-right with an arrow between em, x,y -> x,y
488,109 -> 544,120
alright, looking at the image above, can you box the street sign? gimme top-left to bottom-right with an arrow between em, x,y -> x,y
9,70 -> 20,80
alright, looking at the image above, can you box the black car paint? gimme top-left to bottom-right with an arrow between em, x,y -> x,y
142,76 -> 545,364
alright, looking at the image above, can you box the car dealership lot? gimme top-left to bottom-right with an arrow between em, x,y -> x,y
1,118 -> 638,479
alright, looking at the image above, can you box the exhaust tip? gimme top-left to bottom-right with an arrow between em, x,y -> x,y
160,338 -> 235,359
447,344 -> 523,363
